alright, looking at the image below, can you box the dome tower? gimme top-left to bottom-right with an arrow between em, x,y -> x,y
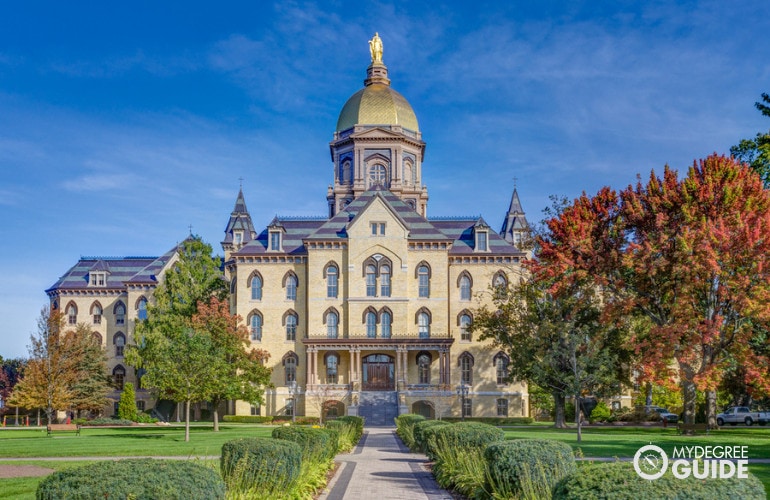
328,33 -> 428,217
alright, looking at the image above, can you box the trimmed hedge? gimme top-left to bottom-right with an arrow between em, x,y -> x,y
36,459 -> 224,500
74,418 -> 134,427
413,420 -> 452,457
553,462 -> 766,499
395,414 -> 426,449
272,426 -> 338,463
220,438 -> 302,492
272,415 -> 320,425
433,422 -> 504,449
441,417 -> 535,425
222,415 -> 274,424
485,439 -> 576,496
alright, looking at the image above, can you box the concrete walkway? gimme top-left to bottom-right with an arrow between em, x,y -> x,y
319,426 -> 453,500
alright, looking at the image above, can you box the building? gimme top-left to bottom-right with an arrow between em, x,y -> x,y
46,34 -> 531,423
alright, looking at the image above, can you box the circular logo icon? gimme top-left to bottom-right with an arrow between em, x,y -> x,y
633,444 -> 668,480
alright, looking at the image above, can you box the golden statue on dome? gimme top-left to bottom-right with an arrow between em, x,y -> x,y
369,32 -> 383,63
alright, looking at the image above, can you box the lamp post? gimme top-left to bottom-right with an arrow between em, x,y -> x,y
456,383 -> 469,421
288,381 -> 302,424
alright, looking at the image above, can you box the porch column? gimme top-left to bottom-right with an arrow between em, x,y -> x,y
438,349 -> 445,385
312,348 -> 319,385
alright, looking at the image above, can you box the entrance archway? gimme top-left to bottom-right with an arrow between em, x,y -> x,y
362,354 -> 394,390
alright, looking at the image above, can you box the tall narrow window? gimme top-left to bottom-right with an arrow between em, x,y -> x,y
366,265 -> 377,297
459,275 -> 472,301
477,232 -> 487,251
418,312 -> 430,339
113,365 -> 126,390
286,274 -> 297,301
460,353 -> 473,385
270,232 -> 281,251
460,314 -> 472,341
380,265 -> 391,297
285,314 -> 297,341
114,333 -> 126,357
462,398 -> 473,418
381,311 -> 392,338
418,353 -> 431,384
251,275 -> 263,300
418,265 -> 430,298
67,304 -> 77,325
495,352 -> 510,385
137,298 -> 148,321
115,303 -> 125,326
326,311 -> 338,338
250,314 -> 262,341
326,265 -> 338,298
92,303 -> 102,324
326,353 -> 339,384
366,311 -> 377,338
284,355 -> 297,384
497,399 -> 509,417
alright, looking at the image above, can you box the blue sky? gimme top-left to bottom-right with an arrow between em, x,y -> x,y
1,1 -> 768,358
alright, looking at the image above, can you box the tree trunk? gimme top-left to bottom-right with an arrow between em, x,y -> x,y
645,382 -> 653,406
575,395 -> 582,443
706,390 -> 717,429
184,400 -> 191,442
213,407 -> 219,432
553,391 -> 567,429
681,379 -> 697,425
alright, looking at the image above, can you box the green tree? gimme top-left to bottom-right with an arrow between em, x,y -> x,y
66,324 -> 111,417
118,382 -> 138,421
0,356 -> 25,411
731,93 -> 770,186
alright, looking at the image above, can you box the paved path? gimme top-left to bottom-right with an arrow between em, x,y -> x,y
319,426 -> 453,500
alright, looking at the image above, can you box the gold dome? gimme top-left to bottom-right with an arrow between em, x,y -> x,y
336,82 -> 419,133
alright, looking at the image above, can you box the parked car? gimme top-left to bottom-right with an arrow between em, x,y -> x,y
644,405 -> 679,423
716,406 -> 770,426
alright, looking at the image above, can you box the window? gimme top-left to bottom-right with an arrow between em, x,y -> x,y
366,311 -> 377,338
137,298 -> 148,321
418,265 -> 430,298
462,399 -> 473,418
285,274 -> 298,301
366,265 -> 377,297
113,365 -> 126,390
137,400 -> 145,412
250,404 -> 261,416
380,265 -> 391,297
370,222 -> 386,235
251,274 -> 263,300
326,265 -> 338,298
234,232 -> 243,245
459,352 -> 474,385
477,232 -> 487,251
417,353 -> 431,384
90,272 -> 106,287
114,333 -> 126,357
459,275 -> 472,301
270,231 -> 281,251
368,164 -> 387,187
250,313 -> 263,341
92,332 -> 102,345
115,303 -> 125,325
494,352 -> 510,385
418,311 -> 430,339
326,311 -> 338,338
284,353 -> 297,384
493,273 -> 507,289
497,399 -> 508,417
326,353 -> 339,384
460,313 -> 472,341
285,313 -> 297,341
381,310 -> 392,338
67,303 -> 77,325
92,303 -> 102,324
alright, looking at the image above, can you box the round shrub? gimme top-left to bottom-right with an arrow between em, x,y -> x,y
221,437 -> 302,493
553,462 -> 766,499
395,414 -> 425,449
434,421 -> 505,450
485,439 -> 576,496
37,459 -> 224,500
590,401 -> 612,423
413,420 -> 452,457
272,426 -> 337,463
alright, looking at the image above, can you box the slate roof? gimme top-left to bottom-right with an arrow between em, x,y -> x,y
221,188 -> 257,246
500,187 -> 529,243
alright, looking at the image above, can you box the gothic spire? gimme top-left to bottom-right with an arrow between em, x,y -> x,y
500,185 -> 528,246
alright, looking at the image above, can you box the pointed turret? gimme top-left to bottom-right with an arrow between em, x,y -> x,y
222,187 -> 257,259
500,186 -> 529,247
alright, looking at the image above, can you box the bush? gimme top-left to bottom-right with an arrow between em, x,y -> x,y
440,417 -> 535,425
395,414 -> 425,449
37,459 -> 224,500
553,461 -> 766,499
590,401 -> 612,423
272,426 -> 338,464
220,438 -> 302,494
78,418 -> 134,426
485,439 -> 576,498
325,419 -> 362,453
335,416 -> 364,442
272,415 -> 320,425
413,420 -> 452,457
135,411 -> 158,424
222,415 -> 274,424
117,383 -> 138,421
433,422 -> 504,450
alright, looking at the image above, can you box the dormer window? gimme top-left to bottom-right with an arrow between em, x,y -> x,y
234,231 -> 243,245
475,229 -> 488,252
89,272 -> 106,287
269,230 -> 282,251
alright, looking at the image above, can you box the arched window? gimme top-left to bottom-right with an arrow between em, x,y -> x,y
326,353 -> 339,384
285,273 -> 298,301
92,331 -> 103,345
367,163 -> 387,187
114,302 -> 126,326
459,274 -> 472,301
114,332 -> 126,357
113,365 -> 126,390
66,302 -> 78,325
250,274 -> 263,300
230,277 -> 237,294
365,264 -> 377,297
459,352 -> 474,385
326,310 -> 339,339
366,311 -> 377,338
283,352 -> 298,384
137,297 -> 148,321
417,352 -> 431,384
250,314 -> 263,341
417,264 -> 430,298
326,264 -> 338,298
380,265 -> 391,297
418,311 -> 430,339
91,302 -> 103,325
459,313 -> 472,341
493,272 -> 508,289
381,310 -> 392,338
494,352 -> 510,385
284,312 -> 298,341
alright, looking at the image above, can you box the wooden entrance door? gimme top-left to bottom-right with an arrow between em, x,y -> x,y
362,354 -> 394,391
